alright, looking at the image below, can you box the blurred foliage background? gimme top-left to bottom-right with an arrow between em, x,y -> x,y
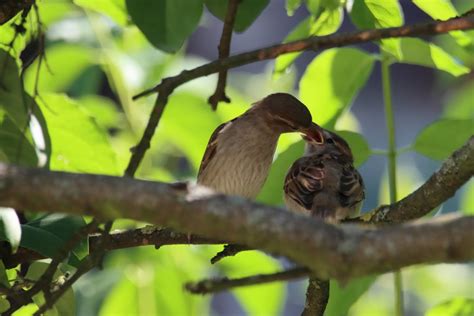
0,0 -> 473,315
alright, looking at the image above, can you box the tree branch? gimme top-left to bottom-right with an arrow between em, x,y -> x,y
302,278 -> 329,316
0,163 -> 472,280
368,136 -> 474,223
208,0 -> 239,110
185,267 -> 310,294
132,12 -> 474,100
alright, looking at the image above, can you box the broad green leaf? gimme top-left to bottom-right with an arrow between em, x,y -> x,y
382,38 -> 470,77
306,0 -> 322,15
299,48 -> 375,128
219,251 -> 285,316
0,109 -> 38,166
0,261 -> 8,287
127,0 -> 203,53
205,0 -> 269,33
37,0 -> 77,26
0,208 -> 21,253
0,297 -> 8,314
21,214 -> 87,265
335,131 -> 370,166
74,0 -> 127,26
0,19 -> 27,59
443,81 -> 474,120
78,95 -> 121,130
0,49 -> 28,127
460,180 -> 473,215
326,276 -> 377,316
412,0 -> 472,49
414,119 -> 474,160
348,0 -> 403,29
37,93 -> 119,174
426,297 -> 474,316
156,93 -> 221,171
24,44 -> 96,94
286,0 -> 303,15
258,141 -> 304,205
274,8 -> 343,75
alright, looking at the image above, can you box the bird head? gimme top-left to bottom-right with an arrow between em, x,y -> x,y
303,127 -> 354,162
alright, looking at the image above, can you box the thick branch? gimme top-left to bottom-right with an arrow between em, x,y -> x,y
185,267 -> 309,294
369,136 -> 474,223
133,13 -> 474,100
0,164 -> 472,280
208,0 -> 239,110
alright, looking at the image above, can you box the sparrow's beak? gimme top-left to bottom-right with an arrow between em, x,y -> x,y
300,123 -> 324,144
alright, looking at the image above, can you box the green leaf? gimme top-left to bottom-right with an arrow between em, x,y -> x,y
460,180 -> 473,215
326,276 -> 377,316
78,95 -> 121,130
219,251 -> 285,316
286,0 -> 303,16
335,131 -> 370,166
0,208 -> 21,253
74,0 -> 127,26
37,93 -> 119,175
348,0 -> 403,29
205,0 -> 269,33
426,297 -> 474,316
24,44 -> 96,94
37,0 -> 77,26
382,38 -> 470,77
0,109 -> 38,166
414,119 -> 474,160
274,7 -> 343,75
299,48 -> 375,128
157,93 -> 221,171
306,0 -> 321,15
412,0 -> 472,49
258,140 -> 304,205
127,0 -> 203,53
21,214 -> 87,266
443,81 -> 474,120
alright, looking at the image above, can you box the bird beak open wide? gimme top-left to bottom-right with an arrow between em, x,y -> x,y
300,123 -> 324,145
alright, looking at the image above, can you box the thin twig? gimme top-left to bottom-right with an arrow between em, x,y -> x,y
185,267 -> 310,294
208,0 -> 239,110
133,12 -> 474,100
210,244 -> 251,264
302,278 -> 329,316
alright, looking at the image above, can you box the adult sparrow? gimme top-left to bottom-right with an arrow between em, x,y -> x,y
284,126 -> 365,221
198,93 -> 322,198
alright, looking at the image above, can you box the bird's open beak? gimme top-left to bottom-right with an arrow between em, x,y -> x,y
300,123 -> 324,144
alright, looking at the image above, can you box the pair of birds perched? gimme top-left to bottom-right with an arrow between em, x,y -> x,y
197,93 -> 364,221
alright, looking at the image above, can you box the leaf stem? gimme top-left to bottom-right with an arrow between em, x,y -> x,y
381,52 -> 404,316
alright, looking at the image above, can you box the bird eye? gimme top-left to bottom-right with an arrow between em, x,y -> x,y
326,138 -> 335,144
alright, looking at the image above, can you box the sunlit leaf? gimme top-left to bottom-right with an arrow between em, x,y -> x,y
348,0 -> 403,29
205,0 -> 269,33
443,81 -> 474,120
326,276 -> 377,316
274,7 -> 343,75
412,0 -> 472,49
414,119 -> 474,160
426,297 -> 474,316
37,0 -> 77,26
306,0 -> 321,15
37,93 -> 119,174
78,95 -> 121,130
299,48 -> 375,128
156,93 -> 221,171
286,0 -> 303,16
219,251 -> 285,316
382,38 -> 470,77
24,44 -> 96,94
335,131 -> 370,167
127,0 -> 203,53
0,208 -> 21,253
74,0 -> 127,26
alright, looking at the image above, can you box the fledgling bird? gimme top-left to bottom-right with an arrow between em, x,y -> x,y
197,93 -> 322,199
284,126 -> 365,222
